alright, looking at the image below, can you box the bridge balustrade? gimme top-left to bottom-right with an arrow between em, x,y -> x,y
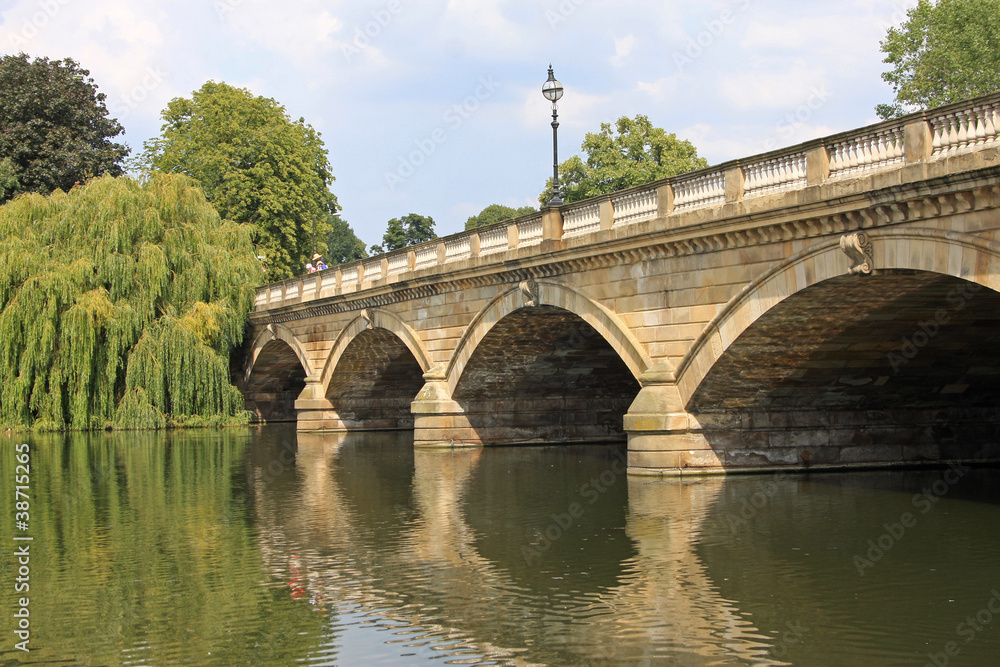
247,91 -> 1000,473
254,93 -> 1000,315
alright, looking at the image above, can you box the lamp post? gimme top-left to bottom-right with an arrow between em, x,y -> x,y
542,65 -> 564,207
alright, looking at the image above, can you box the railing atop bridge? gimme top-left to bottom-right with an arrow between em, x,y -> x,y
256,93 -> 1000,311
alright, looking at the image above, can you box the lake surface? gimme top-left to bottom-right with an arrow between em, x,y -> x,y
2,425 -> 1000,665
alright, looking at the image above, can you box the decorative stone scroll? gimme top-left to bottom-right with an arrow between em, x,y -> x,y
519,279 -> 539,307
361,308 -> 374,329
840,232 -> 874,275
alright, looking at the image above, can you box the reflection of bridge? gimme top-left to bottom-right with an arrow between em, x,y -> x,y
243,94 -> 1000,474
252,433 -> 780,664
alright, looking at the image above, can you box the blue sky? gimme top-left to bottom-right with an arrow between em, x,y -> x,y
0,0 -> 915,247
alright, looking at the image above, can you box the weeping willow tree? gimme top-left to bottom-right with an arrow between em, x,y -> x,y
0,173 -> 264,430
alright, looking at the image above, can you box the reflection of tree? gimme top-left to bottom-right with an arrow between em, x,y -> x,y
0,429 -> 324,666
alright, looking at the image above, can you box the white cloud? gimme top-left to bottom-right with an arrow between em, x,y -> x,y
636,76 -> 678,101
739,4 -> 909,69
0,0 -> 184,145
680,118 -> 842,165
677,122 -> 761,164
611,34 -> 635,67
718,59 -> 830,110
439,0 -> 524,59
224,0 -> 344,61
0,0 -> 925,238
742,17 -> 827,50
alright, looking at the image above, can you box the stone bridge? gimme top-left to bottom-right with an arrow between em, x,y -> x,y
242,93 -> 1000,475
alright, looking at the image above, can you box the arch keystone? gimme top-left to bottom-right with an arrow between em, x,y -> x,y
840,231 -> 874,275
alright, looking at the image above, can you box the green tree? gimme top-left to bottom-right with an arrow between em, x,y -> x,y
877,0 -> 1000,119
465,203 -> 536,230
0,54 -> 128,203
370,213 -> 437,254
325,215 -> 367,264
539,114 -> 708,205
0,158 -> 18,202
0,173 -> 262,430
140,81 -> 338,279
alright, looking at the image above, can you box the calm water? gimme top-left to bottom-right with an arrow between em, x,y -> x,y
2,425 -> 1000,665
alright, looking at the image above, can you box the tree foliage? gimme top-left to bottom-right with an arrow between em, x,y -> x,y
140,81 -> 338,279
465,203 -> 536,230
539,114 -> 708,205
0,53 -> 128,204
370,213 -> 437,254
325,215 -> 367,264
0,173 -> 262,430
877,0 -> 1000,119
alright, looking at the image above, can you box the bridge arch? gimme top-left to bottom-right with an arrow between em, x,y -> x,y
443,280 -> 652,395
677,228 -> 1000,408
637,227 -> 1000,471
320,308 -> 431,394
319,309 -> 431,431
244,323 -> 313,422
246,323 -> 313,383
430,281 -> 651,445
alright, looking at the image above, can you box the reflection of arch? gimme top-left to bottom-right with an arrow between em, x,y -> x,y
678,228 -> 1000,405
444,281 -> 651,394
320,309 -> 431,394
246,323 -> 313,382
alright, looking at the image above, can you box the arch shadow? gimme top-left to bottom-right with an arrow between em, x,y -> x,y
320,309 -> 431,431
320,309 -> 431,394
671,228 -> 1000,469
437,281 -> 650,445
444,280 -> 651,395
244,324 -> 312,422
246,323 -> 313,383
678,228 -> 1000,407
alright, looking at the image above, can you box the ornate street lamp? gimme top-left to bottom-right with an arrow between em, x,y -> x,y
542,65 -> 564,207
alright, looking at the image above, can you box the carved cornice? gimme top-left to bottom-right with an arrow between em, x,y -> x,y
249,171 -> 1000,327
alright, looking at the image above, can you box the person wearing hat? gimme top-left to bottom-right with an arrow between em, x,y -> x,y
312,253 -> 327,271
